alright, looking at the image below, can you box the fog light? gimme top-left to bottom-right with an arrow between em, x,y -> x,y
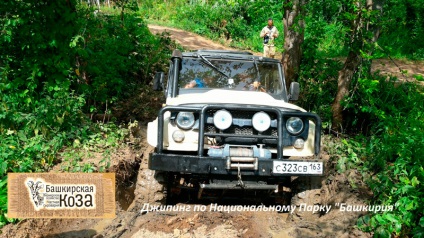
213,109 -> 233,130
293,138 -> 305,149
252,111 -> 271,132
172,130 -> 185,143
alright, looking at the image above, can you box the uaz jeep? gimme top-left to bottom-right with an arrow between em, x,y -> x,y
147,49 -> 323,204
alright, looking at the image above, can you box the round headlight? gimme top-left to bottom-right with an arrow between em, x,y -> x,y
252,112 -> 271,132
213,110 -> 232,130
176,112 -> 195,130
286,117 -> 304,134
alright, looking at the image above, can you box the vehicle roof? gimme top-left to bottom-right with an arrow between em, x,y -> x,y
182,50 -> 281,63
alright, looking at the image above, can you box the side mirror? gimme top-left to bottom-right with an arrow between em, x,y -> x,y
289,82 -> 300,101
153,72 -> 164,91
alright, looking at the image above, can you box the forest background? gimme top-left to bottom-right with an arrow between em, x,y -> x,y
1,0 -> 423,237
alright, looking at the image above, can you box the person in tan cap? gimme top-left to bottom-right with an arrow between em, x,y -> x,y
260,18 -> 279,58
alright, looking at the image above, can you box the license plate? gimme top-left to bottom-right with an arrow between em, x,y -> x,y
273,161 -> 323,175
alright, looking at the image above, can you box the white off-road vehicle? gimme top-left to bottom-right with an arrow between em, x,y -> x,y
147,49 -> 323,204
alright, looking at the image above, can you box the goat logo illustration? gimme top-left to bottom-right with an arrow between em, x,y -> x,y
9,173 -> 115,218
26,179 -> 45,209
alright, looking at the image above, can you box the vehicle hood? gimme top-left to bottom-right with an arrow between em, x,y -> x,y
166,90 -> 306,112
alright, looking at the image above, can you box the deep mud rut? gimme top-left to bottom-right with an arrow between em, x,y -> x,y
4,25 -> 420,238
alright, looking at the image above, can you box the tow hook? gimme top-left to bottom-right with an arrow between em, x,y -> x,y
237,166 -> 245,188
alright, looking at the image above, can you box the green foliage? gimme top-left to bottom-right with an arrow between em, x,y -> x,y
299,2 -> 424,234
378,0 -> 424,59
140,0 -> 424,60
305,5 -> 423,233
338,73 -> 424,236
72,13 -> 170,105
358,80 -> 423,236
0,179 -> 16,227
0,0 -> 172,226
296,56 -> 340,129
335,139 -> 365,174
299,67 -> 423,238
0,0 -> 84,224
140,0 -> 283,52
112,0 -> 139,13
297,25 -> 342,127
60,122 -> 129,173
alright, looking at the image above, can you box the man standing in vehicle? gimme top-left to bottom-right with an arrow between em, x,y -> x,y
260,18 -> 279,58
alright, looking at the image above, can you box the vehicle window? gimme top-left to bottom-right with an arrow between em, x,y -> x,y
179,58 -> 284,97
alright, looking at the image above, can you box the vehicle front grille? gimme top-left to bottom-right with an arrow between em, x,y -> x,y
235,127 -> 253,135
206,125 -> 278,137
155,104 -> 321,158
205,109 -> 278,141
206,125 -> 217,134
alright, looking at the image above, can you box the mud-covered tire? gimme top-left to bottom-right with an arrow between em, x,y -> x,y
288,176 -> 323,221
126,143 -> 169,211
137,169 -> 168,206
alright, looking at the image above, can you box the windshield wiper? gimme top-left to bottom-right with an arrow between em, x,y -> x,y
198,54 -> 230,79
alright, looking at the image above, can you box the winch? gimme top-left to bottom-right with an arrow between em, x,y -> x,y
208,144 -> 271,171
207,144 -> 272,159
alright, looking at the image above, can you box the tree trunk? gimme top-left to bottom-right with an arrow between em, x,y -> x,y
331,0 -> 384,133
331,51 -> 361,133
364,0 -> 384,75
282,0 -> 306,90
331,0 -> 364,134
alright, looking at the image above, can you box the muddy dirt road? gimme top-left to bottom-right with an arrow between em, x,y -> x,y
1,129 -> 371,238
148,25 -> 233,51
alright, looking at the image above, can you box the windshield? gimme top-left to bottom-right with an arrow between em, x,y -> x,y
178,58 -> 286,99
